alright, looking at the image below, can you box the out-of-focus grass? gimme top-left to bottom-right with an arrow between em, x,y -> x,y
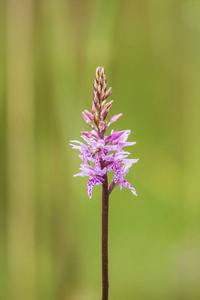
1,0 -> 200,299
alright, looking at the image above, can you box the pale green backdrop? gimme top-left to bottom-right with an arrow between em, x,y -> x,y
1,0 -> 200,299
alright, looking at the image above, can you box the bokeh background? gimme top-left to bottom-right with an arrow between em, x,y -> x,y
1,0 -> 200,299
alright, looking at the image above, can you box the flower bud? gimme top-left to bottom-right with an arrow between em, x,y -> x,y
101,100 -> 113,120
104,100 -> 114,109
100,91 -> 105,101
101,107 -> 107,119
84,110 -> 94,121
93,80 -> 98,90
98,85 -> 101,94
103,83 -> 108,93
100,67 -> 105,76
81,131 -> 93,138
106,131 -> 125,142
107,113 -> 122,126
105,87 -> 112,98
96,66 -> 101,77
82,111 -> 93,125
99,77 -> 103,85
99,121 -> 106,132
101,100 -> 106,107
93,91 -> 98,104
92,101 -> 96,113
106,105 -> 112,116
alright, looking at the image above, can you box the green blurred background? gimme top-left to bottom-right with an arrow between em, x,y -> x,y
1,0 -> 200,299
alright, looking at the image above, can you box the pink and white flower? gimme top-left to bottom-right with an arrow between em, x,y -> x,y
70,66 -> 138,198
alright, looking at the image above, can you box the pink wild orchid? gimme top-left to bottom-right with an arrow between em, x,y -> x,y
70,67 -> 139,300
70,68 -> 138,199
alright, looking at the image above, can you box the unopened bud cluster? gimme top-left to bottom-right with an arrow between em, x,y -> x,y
82,66 -> 122,137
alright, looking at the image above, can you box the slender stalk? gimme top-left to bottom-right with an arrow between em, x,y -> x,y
102,173 -> 109,300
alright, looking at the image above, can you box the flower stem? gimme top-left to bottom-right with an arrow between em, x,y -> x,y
102,173 -> 109,300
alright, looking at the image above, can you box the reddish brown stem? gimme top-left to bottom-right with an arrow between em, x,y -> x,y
102,173 -> 109,300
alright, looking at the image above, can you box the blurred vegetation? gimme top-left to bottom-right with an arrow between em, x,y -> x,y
1,0 -> 200,299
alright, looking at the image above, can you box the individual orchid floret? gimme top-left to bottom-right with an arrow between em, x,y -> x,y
74,164 -> 106,198
119,179 -> 137,196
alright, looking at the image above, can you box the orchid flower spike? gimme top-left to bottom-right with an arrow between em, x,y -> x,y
70,66 -> 138,198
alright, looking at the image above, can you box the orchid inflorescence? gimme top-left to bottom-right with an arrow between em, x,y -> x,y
70,66 -> 138,198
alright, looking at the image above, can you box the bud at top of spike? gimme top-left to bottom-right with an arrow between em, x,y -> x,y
83,67 -> 123,134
